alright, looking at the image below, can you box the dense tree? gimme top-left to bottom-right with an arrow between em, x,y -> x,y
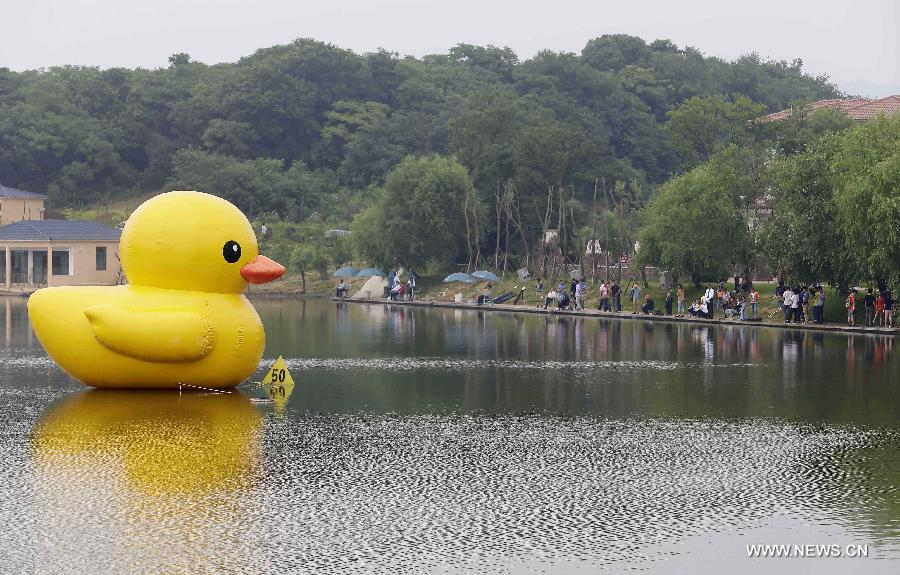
761,139 -> 857,292
830,115 -> 900,286
168,148 -> 333,220
352,155 -> 476,270
636,162 -> 750,286
664,95 -> 766,170
0,35 -> 846,276
757,107 -> 854,156
582,35 -> 652,72
647,114 -> 900,294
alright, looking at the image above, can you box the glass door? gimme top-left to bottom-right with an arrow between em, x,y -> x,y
32,250 -> 48,285
10,250 -> 28,284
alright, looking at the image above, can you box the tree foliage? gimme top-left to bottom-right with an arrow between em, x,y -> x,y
352,155 -> 476,270
637,161 -> 750,285
764,115 -> 900,290
0,35 -> 845,273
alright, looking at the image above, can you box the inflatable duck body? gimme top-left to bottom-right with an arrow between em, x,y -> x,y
28,191 -> 284,389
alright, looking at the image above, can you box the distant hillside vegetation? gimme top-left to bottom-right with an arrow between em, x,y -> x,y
0,35 -> 838,220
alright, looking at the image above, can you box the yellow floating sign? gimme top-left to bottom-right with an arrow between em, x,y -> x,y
261,356 -> 295,407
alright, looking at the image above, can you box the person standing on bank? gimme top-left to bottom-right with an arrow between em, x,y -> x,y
611,281 -> 622,312
791,287 -> 801,323
884,290 -> 894,327
676,284 -> 685,317
813,287 -> 826,324
875,290 -> 885,326
749,287 -> 760,320
704,285 -> 716,319
630,282 -> 642,314
800,286 -> 810,323
847,289 -> 857,326
576,280 -> 587,311
864,288 -> 876,327
665,289 -> 674,316
782,286 -> 794,323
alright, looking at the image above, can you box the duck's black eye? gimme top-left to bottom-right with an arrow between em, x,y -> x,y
223,240 -> 242,263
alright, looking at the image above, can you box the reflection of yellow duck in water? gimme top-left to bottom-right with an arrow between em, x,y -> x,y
28,191 -> 284,389
33,390 -> 262,493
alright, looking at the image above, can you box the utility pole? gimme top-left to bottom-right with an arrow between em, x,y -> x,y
617,184 -> 625,283
603,177 -> 610,282
589,179 -> 598,286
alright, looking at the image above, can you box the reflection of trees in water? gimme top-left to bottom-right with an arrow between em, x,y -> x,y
244,301 -> 900,425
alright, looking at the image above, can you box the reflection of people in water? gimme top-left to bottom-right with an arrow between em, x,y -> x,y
847,335 -> 856,377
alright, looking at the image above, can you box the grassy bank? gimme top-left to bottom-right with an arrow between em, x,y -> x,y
411,276 -> 854,326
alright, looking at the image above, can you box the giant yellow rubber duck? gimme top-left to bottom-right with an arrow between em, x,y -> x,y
28,191 -> 284,388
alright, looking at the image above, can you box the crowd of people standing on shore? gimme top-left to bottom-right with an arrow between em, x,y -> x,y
534,277 -> 764,322
529,276 -> 896,328
843,286 -> 894,327
775,283 -> 826,325
358,268 -> 897,330
387,270 -> 416,301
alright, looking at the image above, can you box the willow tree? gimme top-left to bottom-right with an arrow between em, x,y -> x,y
637,163 -> 748,286
351,155 -> 480,271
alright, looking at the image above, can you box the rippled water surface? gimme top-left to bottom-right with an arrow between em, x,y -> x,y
1,297 -> 898,574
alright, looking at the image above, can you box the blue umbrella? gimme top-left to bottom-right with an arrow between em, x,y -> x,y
356,267 -> 386,277
443,272 -> 476,284
332,266 -> 359,278
472,270 -> 502,283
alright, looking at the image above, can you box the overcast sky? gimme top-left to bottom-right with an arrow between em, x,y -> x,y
2,0 -> 898,97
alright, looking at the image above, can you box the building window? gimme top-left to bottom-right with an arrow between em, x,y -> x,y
11,250 -> 28,283
32,251 -> 47,284
96,246 -> 107,271
0,251 -> 5,280
52,249 -> 71,276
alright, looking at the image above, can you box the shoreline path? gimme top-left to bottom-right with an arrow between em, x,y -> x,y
329,297 -> 898,336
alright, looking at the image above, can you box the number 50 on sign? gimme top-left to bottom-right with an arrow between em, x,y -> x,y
261,355 -> 295,406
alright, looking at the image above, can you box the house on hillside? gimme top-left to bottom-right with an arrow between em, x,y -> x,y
0,184 -> 46,226
0,220 -> 121,292
754,95 -> 900,124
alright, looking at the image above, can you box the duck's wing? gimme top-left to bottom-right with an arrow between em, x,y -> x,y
84,305 -> 215,363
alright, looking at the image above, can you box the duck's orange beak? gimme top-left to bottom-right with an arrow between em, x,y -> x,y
240,255 -> 285,284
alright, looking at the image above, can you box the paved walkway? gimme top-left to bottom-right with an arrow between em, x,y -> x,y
335,297 -> 899,336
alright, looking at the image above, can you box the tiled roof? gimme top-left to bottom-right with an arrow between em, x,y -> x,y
0,220 -> 121,242
754,96 -> 900,123
0,184 -> 47,200
844,95 -> 900,121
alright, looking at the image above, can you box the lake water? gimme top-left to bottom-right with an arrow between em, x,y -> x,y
1,297 -> 897,574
